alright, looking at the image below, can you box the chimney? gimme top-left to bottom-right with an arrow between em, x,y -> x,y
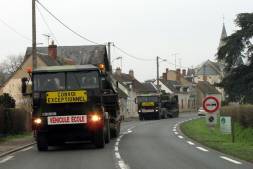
115,67 -> 121,75
48,40 -> 57,60
129,69 -> 134,79
176,68 -> 181,82
166,68 -> 169,73
182,69 -> 186,76
162,73 -> 167,81
203,75 -> 207,81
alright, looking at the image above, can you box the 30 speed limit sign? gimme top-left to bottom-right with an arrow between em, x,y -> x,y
203,96 -> 220,113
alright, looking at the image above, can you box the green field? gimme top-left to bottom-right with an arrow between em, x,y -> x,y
180,117 -> 253,162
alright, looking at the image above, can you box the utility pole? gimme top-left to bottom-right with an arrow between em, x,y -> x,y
32,0 -> 37,69
156,56 -> 160,94
108,42 -> 112,70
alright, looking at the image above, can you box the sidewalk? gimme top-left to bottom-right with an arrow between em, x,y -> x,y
0,134 -> 35,157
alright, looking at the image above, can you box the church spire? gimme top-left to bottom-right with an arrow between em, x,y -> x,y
218,23 -> 227,49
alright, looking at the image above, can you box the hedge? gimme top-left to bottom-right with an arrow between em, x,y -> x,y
221,105 -> 253,128
0,107 -> 31,136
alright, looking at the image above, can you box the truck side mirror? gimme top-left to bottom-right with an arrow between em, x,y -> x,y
21,77 -> 28,95
21,77 -> 32,96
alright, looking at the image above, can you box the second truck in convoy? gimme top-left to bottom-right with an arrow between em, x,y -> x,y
137,94 -> 179,120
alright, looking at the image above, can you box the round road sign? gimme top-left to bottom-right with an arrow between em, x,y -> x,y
203,96 -> 220,113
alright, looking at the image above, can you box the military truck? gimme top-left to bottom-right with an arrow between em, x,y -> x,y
160,94 -> 179,118
21,46 -> 121,150
136,94 -> 160,120
137,94 -> 179,120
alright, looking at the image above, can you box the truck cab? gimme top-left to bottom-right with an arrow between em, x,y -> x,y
136,95 -> 160,120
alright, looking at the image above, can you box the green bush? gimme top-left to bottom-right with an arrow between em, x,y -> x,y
0,93 -> 15,108
221,105 -> 253,128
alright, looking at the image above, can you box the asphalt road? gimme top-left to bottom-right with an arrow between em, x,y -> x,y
0,113 -> 252,169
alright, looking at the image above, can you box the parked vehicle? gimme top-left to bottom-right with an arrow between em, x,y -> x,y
197,107 -> 206,116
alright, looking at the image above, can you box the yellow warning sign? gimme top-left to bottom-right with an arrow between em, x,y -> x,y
141,102 -> 155,107
46,90 -> 87,104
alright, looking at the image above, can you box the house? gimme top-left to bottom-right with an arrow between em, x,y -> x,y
154,68 -> 197,112
0,42 -> 109,111
113,68 -> 152,117
196,81 -> 221,110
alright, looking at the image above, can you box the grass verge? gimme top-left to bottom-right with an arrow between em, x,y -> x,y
180,117 -> 253,162
0,132 -> 32,143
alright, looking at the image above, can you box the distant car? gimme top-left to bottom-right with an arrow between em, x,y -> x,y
198,107 -> 206,116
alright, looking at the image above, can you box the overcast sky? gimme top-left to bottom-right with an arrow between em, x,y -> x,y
0,0 -> 252,81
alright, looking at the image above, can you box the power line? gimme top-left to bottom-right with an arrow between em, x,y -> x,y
36,0 -> 101,45
0,17 -> 31,42
36,4 -> 60,46
113,44 -> 155,61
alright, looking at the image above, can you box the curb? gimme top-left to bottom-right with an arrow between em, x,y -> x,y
0,142 -> 36,158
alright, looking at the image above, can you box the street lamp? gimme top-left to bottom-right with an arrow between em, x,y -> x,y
112,56 -> 123,70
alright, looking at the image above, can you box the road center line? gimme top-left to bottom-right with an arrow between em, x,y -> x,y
174,132 -> 178,135
0,156 -> 14,163
220,156 -> 242,164
187,141 -> 195,145
196,147 -> 209,152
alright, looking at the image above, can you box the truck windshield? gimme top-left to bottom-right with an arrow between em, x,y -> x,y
33,71 -> 99,91
137,96 -> 158,103
66,71 -> 99,90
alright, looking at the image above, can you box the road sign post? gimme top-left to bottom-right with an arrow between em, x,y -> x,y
203,96 -> 220,127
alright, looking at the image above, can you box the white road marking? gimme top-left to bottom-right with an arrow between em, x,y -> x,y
114,126 -> 135,169
178,135 -> 184,139
220,156 -> 242,165
174,132 -> 178,135
0,156 -> 14,163
187,141 -> 195,145
173,129 -> 176,132
115,152 -> 121,159
196,147 -> 209,152
118,160 -> 129,169
21,146 -> 33,152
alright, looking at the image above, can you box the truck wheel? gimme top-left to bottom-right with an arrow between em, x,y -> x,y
37,133 -> 48,151
139,114 -> 143,121
111,124 -> 120,138
156,113 -> 161,120
94,129 -> 105,148
105,120 -> 110,144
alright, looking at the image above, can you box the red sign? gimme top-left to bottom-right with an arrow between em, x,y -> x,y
47,115 -> 87,125
203,96 -> 220,113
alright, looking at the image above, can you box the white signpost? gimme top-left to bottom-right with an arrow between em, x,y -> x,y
220,116 -> 232,134
203,96 -> 220,127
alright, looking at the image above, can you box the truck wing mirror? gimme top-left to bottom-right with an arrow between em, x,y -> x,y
21,77 -> 32,96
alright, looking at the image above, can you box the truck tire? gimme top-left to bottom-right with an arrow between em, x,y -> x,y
111,124 -> 120,138
94,129 -> 105,148
37,133 -> 48,151
139,114 -> 144,121
105,120 -> 110,144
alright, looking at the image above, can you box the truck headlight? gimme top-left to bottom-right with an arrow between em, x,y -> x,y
34,118 -> 42,125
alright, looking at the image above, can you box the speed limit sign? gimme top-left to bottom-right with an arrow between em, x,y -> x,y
203,96 -> 220,113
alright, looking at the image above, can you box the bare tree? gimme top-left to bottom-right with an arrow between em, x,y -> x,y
0,55 -> 24,74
